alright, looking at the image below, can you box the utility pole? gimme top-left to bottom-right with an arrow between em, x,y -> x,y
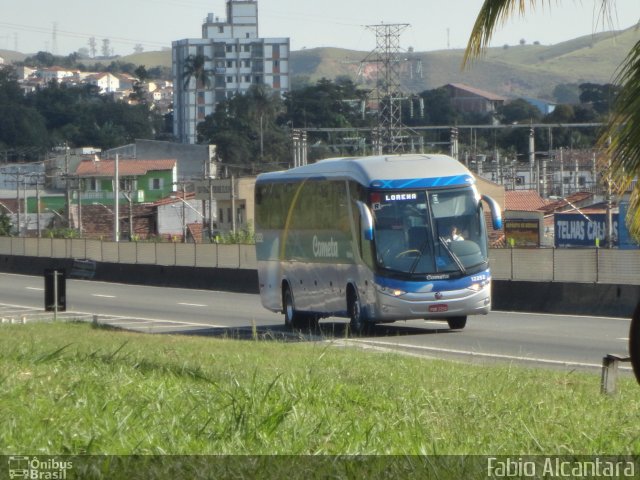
35,175 -> 42,238
231,175 -> 236,235
182,183 -> 187,243
113,154 -> 119,242
65,144 -> 72,228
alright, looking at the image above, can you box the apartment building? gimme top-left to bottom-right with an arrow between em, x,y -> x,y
172,0 -> 290,144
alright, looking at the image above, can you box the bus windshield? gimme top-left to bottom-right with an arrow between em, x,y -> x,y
371,187 -> 488,276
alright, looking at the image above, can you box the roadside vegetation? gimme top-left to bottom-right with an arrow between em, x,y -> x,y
1,322 -> 639,459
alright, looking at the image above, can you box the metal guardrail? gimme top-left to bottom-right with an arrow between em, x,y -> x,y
0,237 -> 639,285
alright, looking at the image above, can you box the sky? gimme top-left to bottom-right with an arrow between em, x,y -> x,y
1,0 -> 639,56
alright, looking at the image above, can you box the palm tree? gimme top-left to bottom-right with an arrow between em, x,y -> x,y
247,85 -> 282,161
464,1 -> 640,384
464,0 -> 640,238
182,54 -> 212,143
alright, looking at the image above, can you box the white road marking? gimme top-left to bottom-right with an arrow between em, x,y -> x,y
92,294 -> 116,298
178,302 -> 208,307
26,287 -> 44,291
342,338 -> 633,371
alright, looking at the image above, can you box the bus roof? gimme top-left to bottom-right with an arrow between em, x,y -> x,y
256,154 -> 475,189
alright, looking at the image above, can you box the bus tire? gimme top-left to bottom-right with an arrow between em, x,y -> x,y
283,285 -> 298,329
348,287 -> 369,335
447,316 -> 467,330
283,285 -> 316,330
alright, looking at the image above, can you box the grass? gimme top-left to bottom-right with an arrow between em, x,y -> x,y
1,322 -> 639,460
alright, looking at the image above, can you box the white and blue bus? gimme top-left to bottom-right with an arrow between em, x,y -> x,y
254,154 -> 502,332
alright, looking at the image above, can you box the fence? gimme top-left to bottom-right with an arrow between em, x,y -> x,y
0,237 -> 257,270
0,237 -> 639,285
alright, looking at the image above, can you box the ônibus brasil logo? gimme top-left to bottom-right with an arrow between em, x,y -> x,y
8,456 -> 73,479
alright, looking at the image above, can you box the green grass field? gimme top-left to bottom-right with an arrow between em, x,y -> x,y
2,321 -> 639,459
3,321 -> 639,478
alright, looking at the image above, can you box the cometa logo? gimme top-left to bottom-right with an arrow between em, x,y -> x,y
313,236 -> 339,258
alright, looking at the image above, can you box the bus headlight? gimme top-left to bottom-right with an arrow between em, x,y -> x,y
376,285 -> 406,297
468,279 -> 490,292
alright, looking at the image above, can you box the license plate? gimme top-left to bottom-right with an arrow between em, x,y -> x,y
429,304 -> 448,313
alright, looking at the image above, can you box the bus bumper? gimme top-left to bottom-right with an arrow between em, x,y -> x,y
369,282 -> 491,321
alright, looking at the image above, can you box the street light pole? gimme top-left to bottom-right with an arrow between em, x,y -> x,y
182,183 -> 187,243
113,154 -> 120,242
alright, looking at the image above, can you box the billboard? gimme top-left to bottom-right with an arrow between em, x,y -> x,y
554,213 -> 618,248
504,219 -> 540,247
618,202 -> 640,249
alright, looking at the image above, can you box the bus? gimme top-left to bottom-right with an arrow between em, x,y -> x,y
254,153 -> 502,332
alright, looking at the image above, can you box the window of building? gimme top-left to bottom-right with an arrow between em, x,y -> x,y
244,60 -> 251,68
218,26 -> 224,34
226,76 -> 233,83
149,178 -> 163,190
243,45 -> 250,52
219,208 -> 224,223
244,75 -> 251,83
254,76 -> 262,84
226,44 -> 234,53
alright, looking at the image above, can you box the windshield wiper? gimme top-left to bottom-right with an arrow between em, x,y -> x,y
438,236 -> 467,275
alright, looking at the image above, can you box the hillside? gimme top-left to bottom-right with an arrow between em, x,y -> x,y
2,26 -> 638,100
290,26 -> 640,100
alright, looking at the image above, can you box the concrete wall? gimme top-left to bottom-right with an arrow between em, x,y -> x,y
1,254 -> 637,318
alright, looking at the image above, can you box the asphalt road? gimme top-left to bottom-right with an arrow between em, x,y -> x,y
0,272 -> 631,372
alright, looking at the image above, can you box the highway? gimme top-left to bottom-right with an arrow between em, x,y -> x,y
0,272 -> 631,372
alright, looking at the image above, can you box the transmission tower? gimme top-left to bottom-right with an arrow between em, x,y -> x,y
52,22 -> 58,55
365,23 -> 409,154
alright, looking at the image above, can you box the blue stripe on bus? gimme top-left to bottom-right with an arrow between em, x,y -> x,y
375,269 -> 490,292
370,175 -> 474,189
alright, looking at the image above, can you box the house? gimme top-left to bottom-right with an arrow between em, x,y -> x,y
104,139 -> 216,181
75,158 -> 178,204
444,83 -> 506,114
38,66 -> 76,82
522,97 -> 556,115
155,191 -> 204,241
86,72 -> 121,93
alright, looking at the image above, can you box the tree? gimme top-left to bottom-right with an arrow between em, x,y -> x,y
497,98 -> 542,124
182,54 -> 212,143
198,86 -> 289,168
0,211 -> 13,236
464,0 -> 640,239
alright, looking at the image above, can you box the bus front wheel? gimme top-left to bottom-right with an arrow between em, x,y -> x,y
447,316 -> 467,330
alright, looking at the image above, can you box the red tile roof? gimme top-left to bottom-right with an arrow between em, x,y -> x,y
539,191 -> 594,215
447,83 -> 507,101
75,158 -> 176,177
505,190 -> 548,211
187,223 -> 203,243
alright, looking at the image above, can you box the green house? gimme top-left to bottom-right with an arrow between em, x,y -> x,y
75,158 -> 177,205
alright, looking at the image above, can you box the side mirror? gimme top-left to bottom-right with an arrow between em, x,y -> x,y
481,194 -> 503,230
357,201 -> 374,241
